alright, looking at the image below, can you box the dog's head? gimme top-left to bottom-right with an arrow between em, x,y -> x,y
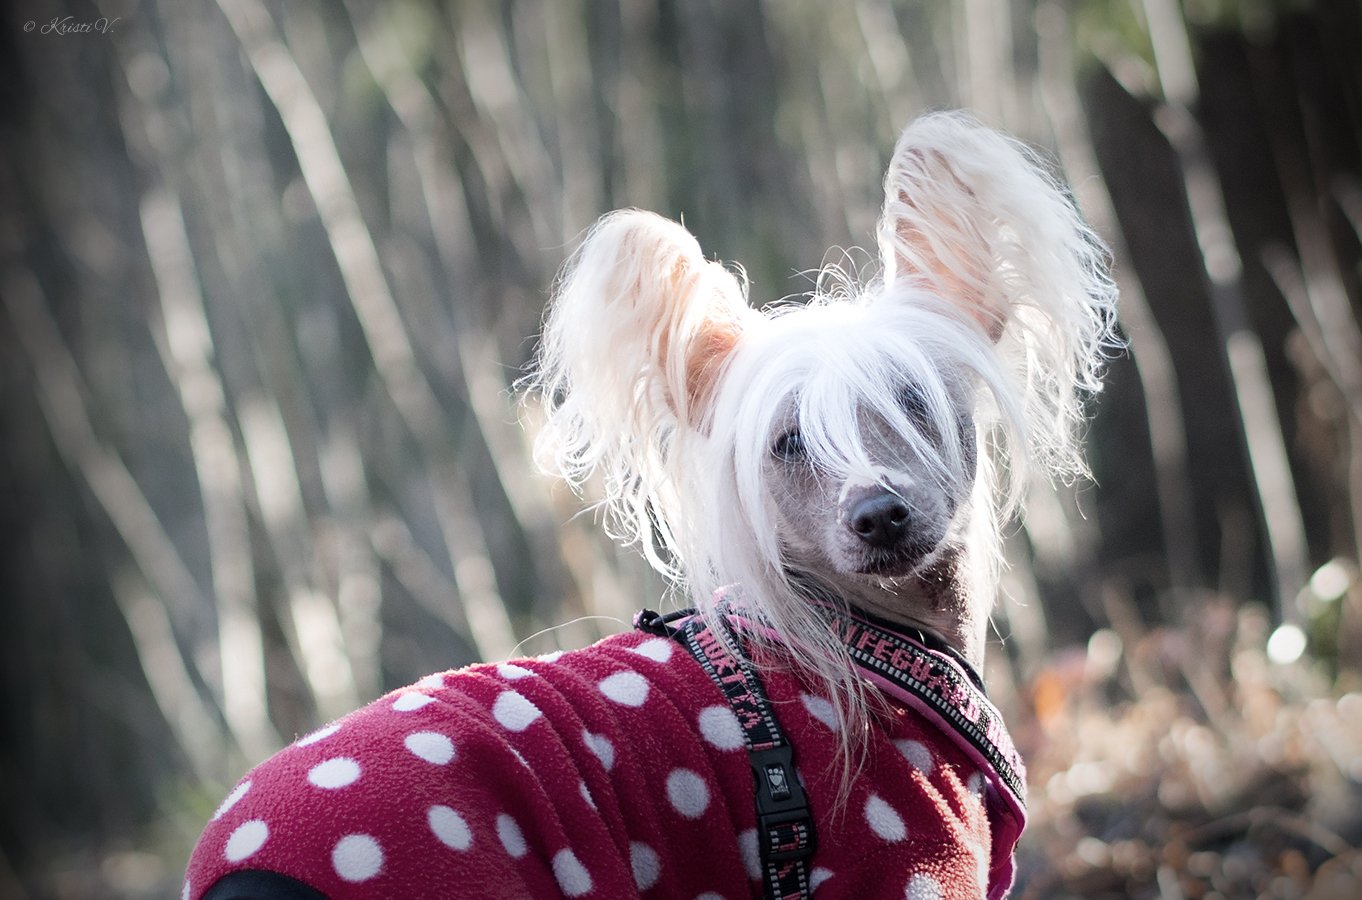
705,295 -> 997,656
529,111 -> 1117,670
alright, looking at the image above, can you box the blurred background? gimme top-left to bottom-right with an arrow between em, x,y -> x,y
2,0 -> 1360,897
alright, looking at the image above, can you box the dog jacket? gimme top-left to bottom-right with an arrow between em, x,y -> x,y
185,605 -> 1025,899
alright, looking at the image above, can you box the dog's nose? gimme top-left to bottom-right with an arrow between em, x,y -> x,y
848,492 -> 911,548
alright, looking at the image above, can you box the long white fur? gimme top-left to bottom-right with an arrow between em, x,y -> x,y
526,110 -> 1118,775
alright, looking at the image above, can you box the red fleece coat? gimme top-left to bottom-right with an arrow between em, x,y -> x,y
186,623 -> 1024,899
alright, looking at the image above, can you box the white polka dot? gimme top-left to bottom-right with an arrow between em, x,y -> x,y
895,739 -> 935,776
393,692 -> 434,712
498,662 -> 534,680
212,780 -> 251,820
696,894 -> 726,900
698,706 -> 745,751
296,723 -> 339,746
497,814 -> 527,857
552,848 -> 593,896
865,794 -> 907,841
737,828 -> 761,879
428,805 -> 472,850
630,841 -> 661,890
332,834 -> 383,882
905,872 -> 943,900
970,837 -> 990,891
967,771 -> 986,799
538,650 -> 565,663
800,693 -> 840,731
598,670 -> 650,706
416,672 -> 447,689
492,690 -> 542,731
308,757 -> 361,789
583,730 -> 615,770
579,780 -> 596,809
811,867 -> 834,891
666,768 -> 710,818
224,820 -> 268,862
630,637 -> 674,663
405,731 -> 456,765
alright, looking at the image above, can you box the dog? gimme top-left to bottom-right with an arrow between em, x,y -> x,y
186,111 -> 1116,900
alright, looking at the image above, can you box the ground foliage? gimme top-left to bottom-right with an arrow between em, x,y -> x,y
1012,600 -> 1362,898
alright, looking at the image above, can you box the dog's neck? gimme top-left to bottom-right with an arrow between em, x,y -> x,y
794,546 -> 986,666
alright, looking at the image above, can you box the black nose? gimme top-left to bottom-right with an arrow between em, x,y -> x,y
848,492 -> 911,548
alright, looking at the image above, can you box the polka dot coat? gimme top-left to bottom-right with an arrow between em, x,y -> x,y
186,629 -> 1022,899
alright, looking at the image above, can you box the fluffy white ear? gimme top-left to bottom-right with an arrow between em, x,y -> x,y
529,210 -> 753,551
542,209 -> 750,428
878,110 -> 1118,483
878,110 -> 1113,347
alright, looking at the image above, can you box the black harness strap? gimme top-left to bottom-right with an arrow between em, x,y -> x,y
635,608 -> 815,900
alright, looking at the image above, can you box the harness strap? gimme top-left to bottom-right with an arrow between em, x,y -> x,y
823,608 -> 1026,807
635,608 -> 815,900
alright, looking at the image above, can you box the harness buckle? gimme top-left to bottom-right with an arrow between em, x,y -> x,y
751,744 -> 815,863
632,607 -> 692,638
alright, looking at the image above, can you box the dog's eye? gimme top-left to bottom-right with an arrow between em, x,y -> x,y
898,386 -> 930,420
772,428 -> 806,461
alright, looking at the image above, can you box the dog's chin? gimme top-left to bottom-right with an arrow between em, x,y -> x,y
846,541 -> 940,579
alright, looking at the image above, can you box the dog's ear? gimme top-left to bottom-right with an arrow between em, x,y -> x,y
876,111 -> 1119,487
541,210 -> 751,434
878,111 -> 1108,345
877,113 -> 1011,340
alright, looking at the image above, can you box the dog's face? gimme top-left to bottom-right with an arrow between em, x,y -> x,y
762,379 -> 977,585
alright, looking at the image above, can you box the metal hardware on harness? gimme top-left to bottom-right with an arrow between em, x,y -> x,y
634,608 -> 815,899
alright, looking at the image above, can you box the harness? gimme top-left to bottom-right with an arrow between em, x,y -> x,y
635,599 -> 1026,900
636,607 -> 815,899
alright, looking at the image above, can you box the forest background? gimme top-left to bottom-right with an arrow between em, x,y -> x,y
2,0 -> 1361,897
